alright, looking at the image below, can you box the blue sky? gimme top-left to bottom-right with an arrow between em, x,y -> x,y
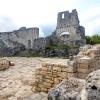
0,0 -> 100,37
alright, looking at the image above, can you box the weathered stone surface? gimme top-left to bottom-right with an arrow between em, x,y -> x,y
55,9 -> 86,46
34,44 -> 100,93
0,58 -> 11,70
0,27 -> 39,56
33,38 -> 46,56
86,70 -> 100,100
48,78 -> 86,100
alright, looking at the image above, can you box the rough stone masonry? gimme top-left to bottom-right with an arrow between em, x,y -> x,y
0,9 -> 85,56
33,9 -> 86,56
34,44 -> 100,93
0,27 -> 39,56
56,9 -> 86,46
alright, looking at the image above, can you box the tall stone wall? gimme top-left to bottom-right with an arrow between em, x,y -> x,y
34,63 -> 77,93
0,27 -> 39,49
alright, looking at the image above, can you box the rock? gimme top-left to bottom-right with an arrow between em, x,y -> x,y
79,45 -> 92,52
48,78 -> 86,100
0,58 -> 10,70
86,70 -> 100,100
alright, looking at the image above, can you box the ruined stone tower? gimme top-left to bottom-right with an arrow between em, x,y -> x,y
56,9 -> 86,46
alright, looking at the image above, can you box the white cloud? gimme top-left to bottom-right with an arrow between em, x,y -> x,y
79,5 -> 100,35
0,0 -> 100,36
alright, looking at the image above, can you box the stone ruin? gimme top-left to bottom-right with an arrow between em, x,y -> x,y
55,9 -> 85,46
34,44 -> 100,93
33,9 -> 86,56
0,27 -> 39,56
0,58 -> 14,70
0,9 -> 86,56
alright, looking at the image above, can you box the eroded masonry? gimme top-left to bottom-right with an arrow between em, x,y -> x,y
34,45 -> 100,93
56,9 -> 85,46
0,9 -> 86,56
0,27 -> 39,56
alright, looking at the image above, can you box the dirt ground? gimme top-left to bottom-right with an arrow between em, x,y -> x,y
0,57 -> 67,100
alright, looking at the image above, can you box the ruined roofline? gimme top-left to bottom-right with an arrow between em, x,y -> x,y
58,9 -> 77,15
0,26 -> 39,33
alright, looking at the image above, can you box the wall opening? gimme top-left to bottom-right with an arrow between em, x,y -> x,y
62,13 -> 64,19
60,32 -> 70,36
28,40 -> 31,49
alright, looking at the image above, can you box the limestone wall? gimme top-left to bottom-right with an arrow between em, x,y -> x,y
0,27 -> 39,49
34,45 -> 100,93
76,45 -> 100,79
35,63 -> 77,93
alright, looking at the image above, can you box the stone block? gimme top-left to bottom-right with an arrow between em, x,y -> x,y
43,79 -> 54,84
43,82 -> 52,88
35,87 -> 41,92
61,67 -> 68,72
42,67 -> 48,71
41,87 -> 48,92
77,73 -> 88,79
77,68 -> 89,73
78,63 -> 89,69
44,76 -> 54,80
52,66 -> 61,71
58,72 -> 68,79
0,58 -> 10,70
67,72 -> 77,78
54,78 -> 60,84
88,49 -> 98,57
77,56 -> 93,64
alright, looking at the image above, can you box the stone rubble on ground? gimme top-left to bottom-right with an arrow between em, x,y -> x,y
48,70 -> 100,100
0,58 -> 14,70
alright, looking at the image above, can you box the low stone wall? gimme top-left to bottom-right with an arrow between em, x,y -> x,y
0,58 -> 10,70
35,63 -> 77,93
34,45 -> 100,93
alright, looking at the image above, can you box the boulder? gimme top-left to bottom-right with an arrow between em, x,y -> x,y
86,70 -> 100,100
0,58 -> 13,70
48,78 -> 86,100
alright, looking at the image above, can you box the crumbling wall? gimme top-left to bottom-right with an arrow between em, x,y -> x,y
55,9 -> 86,46
0,27 -> 39,49
0,58 -> 14,70
35,63 -> 77,93
34,45 -> 100,93
0,27 -> 39,56
76,44 -> 100,78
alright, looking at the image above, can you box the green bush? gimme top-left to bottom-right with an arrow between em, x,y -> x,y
85,34 -> 100,45
46,45 -> 79,50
